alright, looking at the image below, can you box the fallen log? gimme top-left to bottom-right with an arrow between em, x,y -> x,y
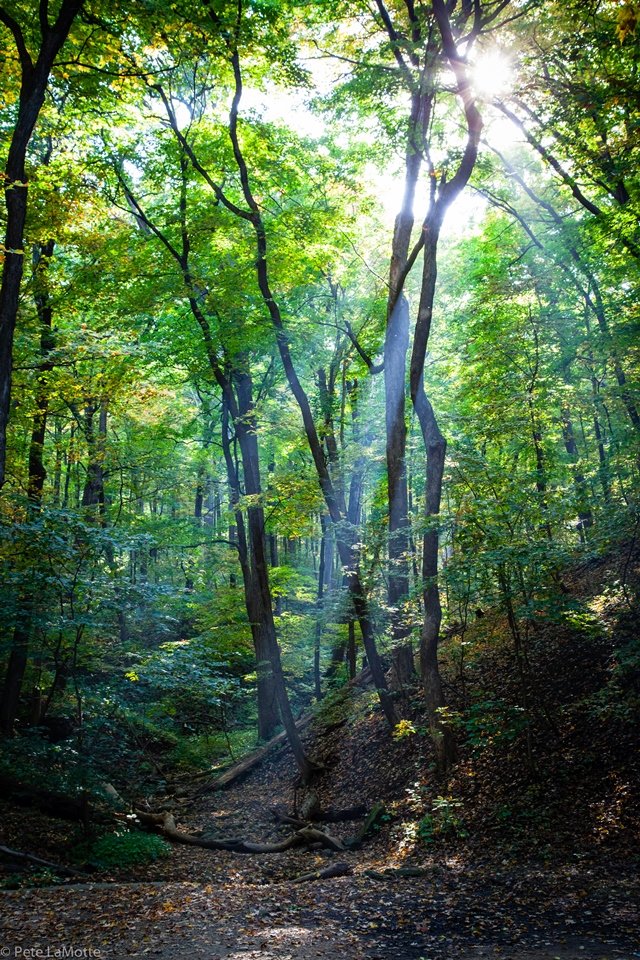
311,803 -> 368,823
0,844 -> 87,877
291,862 -> 352,883
355,801 -> 386,841
271,809 -> 310,830
296,826 -> 344,852
195,666 -> 373,797
135,811 -> 344,854
194,712 -> 315,796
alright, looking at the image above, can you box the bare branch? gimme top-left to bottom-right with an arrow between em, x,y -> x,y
152,83 -> 254,222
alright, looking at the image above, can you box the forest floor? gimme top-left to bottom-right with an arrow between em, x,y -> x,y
1,546 -> 639,959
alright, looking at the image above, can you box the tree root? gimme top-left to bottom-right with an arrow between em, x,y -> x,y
135,810 -> 345,854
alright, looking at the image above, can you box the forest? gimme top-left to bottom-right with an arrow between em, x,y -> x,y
0,0 -> 638,957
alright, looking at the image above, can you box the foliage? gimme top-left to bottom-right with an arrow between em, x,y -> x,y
73,831 -> 171,868
0,0 -> 637,856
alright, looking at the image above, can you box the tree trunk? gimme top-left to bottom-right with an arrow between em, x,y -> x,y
385,295 -> 413,680
410,229 -> 458,773
0,635 -> 29,736
233,368 -> 318,778
561,405 -> 593,536
385,126 -> 421,674
415,382 -> 457,772
314,516 -> 327,700
0,0 -> 85,489
220,395 -> 279,742
0,239 -> 55,735
592,382 -> 610,501
347,619 -> 356,680
194,465 -> 204,518
26,240 -> 55,501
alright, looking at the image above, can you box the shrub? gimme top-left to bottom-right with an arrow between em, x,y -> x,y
74,831 -> 171,867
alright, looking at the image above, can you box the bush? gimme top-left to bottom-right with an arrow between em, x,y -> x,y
74,831 -> 171,868
418,796 -> 466,844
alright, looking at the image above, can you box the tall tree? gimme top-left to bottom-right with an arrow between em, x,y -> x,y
167,2 -> 400,728
0,0 -> 85,489
341,0 -> 501,768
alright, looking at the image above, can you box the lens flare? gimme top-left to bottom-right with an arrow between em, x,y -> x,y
471,51 -> 512,99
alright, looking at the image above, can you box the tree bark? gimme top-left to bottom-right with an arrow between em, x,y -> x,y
413,375 -> 457,772
80,400 -> 108,509
385,296 -> 413,678
561,404 -> 593,536
384,90 -> 424,676
314,516 -> 327,700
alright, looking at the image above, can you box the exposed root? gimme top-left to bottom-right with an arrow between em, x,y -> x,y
135,811 -> 345,854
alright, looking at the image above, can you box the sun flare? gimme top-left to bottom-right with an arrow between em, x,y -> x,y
471,50 -> 512,99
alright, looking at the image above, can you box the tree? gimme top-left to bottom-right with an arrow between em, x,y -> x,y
0,0 -> 85,489
320,0 -> 522,768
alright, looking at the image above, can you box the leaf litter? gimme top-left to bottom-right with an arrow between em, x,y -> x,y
1,552 -> 638,960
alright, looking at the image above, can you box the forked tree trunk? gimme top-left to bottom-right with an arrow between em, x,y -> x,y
385,136 -> 422,681
377,0 -> 483,770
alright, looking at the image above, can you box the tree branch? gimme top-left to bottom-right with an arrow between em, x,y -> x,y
39,0 -> 50,38
471,185 -> 543,249
495,101 -> 602,217
0,6 -> 33,75
344,322 -> 384,375
153,84 -> 254,223
374,0 -> 417,90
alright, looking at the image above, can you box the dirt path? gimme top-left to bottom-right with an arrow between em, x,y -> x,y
1,859 -> 638,960
1,665 -> 638,960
